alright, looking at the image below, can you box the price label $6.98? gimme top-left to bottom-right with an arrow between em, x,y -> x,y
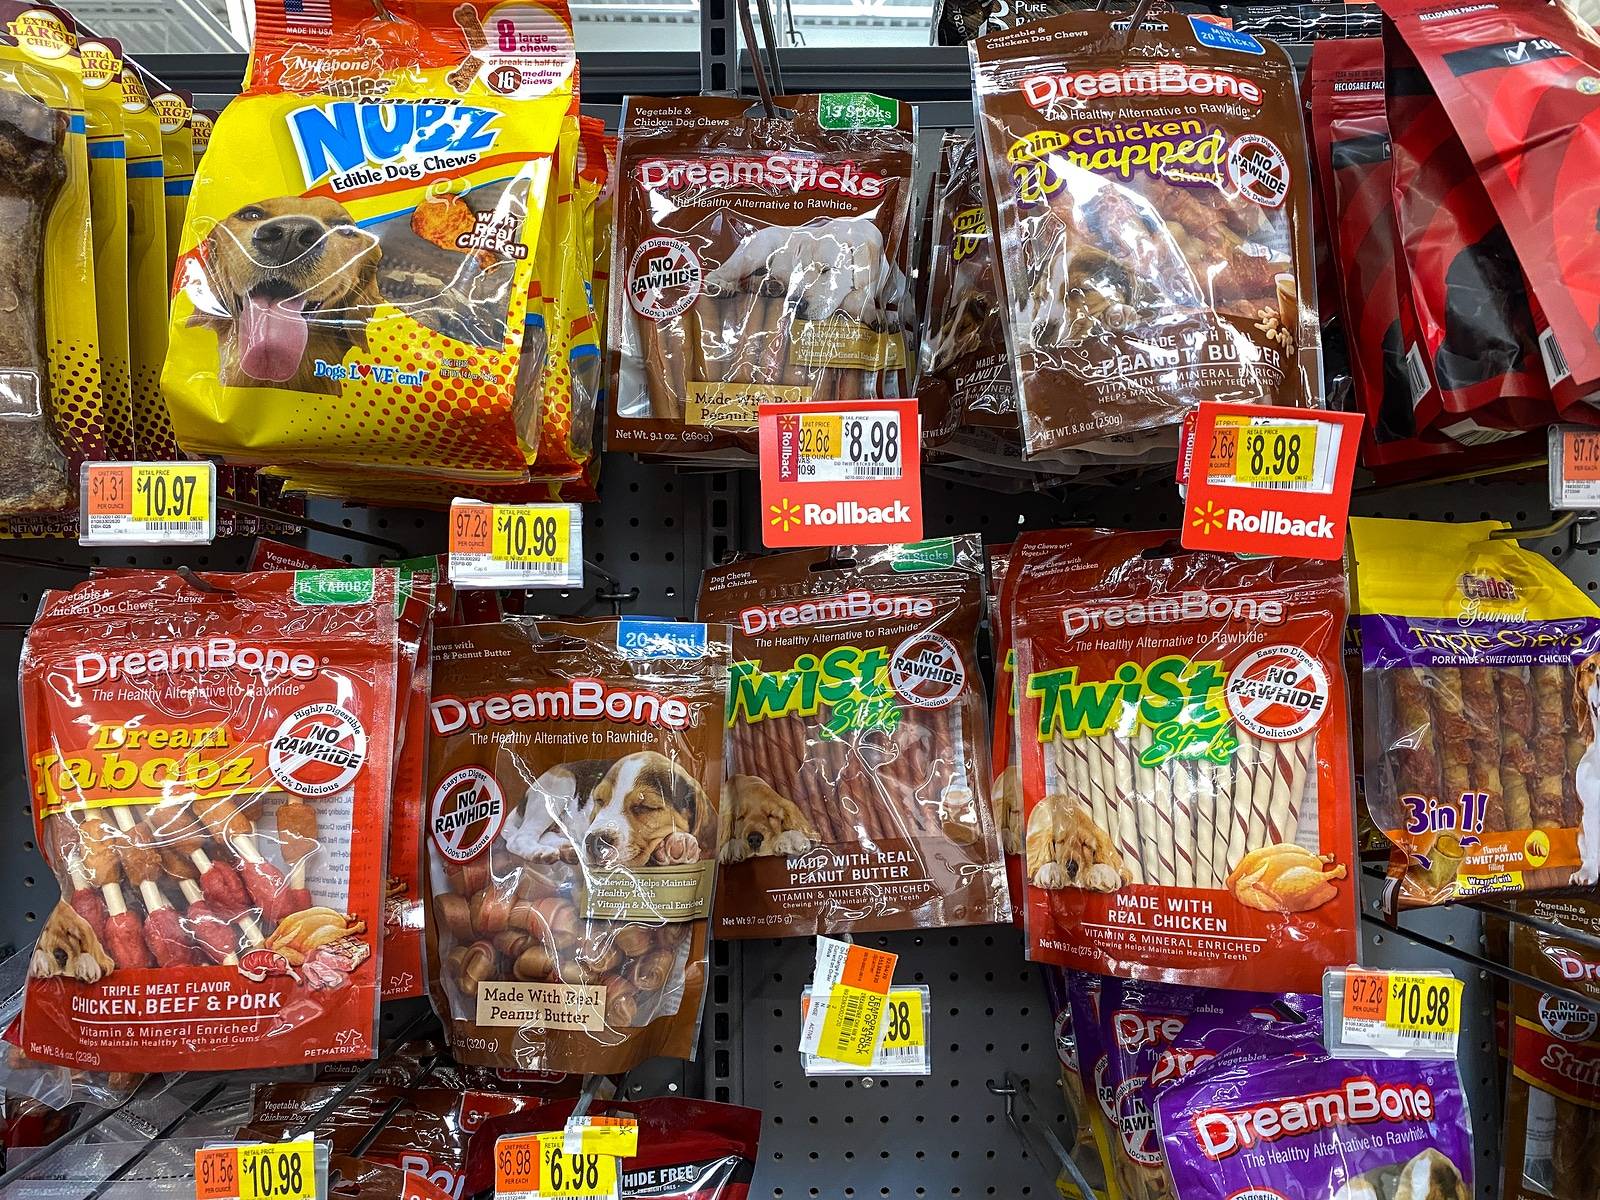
494,1131 -> 618,1199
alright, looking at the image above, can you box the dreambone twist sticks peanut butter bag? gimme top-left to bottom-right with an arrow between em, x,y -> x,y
163,0 -> 574,480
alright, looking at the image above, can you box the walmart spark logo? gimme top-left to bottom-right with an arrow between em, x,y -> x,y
1191,501 -> 1226,535
769,498 -> 802,532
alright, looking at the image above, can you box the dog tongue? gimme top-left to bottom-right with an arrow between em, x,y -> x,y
238,293 -> 310,383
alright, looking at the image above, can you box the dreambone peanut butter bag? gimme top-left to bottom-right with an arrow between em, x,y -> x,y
163,0 -> 575,479
426,617 -> 730,1072
19,567 -> 402,1074
609,92 -> 916,458
972,8 -> 1322,455
699,537 -> 1009,937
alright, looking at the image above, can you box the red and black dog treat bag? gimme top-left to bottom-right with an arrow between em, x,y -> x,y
1380,0 -> 1600,416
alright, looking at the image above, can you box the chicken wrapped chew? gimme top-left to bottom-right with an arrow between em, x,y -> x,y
275,796 -> 318,913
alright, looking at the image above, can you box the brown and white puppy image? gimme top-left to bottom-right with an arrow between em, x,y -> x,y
1025,792 -> 1128,892
192,195 -> 381,393
30,901 -> 115,984
504,753 -> 713,870
719,775 -> 819,863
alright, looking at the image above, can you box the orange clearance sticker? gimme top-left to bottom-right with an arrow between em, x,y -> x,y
840,943 -> 897,993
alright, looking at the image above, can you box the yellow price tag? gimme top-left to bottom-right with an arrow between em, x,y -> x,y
798,414 -> 841,458
1234,424 -> 1316,485
535,1132 -> 617,1198
881,988 -> 925,1053
491,505 -> 571,564
132,463 -> 211,523
195,1138 -> 314,1200
1385,973 -> 1463,1036
815,982 -> 888,1067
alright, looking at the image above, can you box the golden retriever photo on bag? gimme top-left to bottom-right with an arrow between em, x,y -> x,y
190,195 -> 382,394
1026,792 -> 1130,893
719,774 -> 820,863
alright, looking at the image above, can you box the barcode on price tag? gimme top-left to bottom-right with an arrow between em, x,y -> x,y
81,461 -> 215,546
1327,967 -> 1461,1059
195,1137 -> 317,1200
791,408 -> 904,483
797,936 -> 898,1067
800,985 -> 931,1075
448,500 -> 583,589
494,1131 -> 619,1199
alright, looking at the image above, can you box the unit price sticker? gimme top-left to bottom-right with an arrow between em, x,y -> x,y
1550,425 -> 1600,509
449,500 -> 582,589
81,461 -> 216,546
1336,968 -> 1462,1058
195,1137 -> 315,1200
494,1131 -> 619,1199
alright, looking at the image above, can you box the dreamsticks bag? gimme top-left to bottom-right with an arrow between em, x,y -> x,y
1011,530 -> 1357,990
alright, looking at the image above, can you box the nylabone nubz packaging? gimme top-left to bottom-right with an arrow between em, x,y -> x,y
425,616 -> 731,1073
18,567 -> 401,1073
1379,0 -> 1600,420
1157,1021 -> 1473,1200
1011,529 -> 1357,992
163,0 -> 575,480
0,0 -> 104,536
607,92 -> 916,459
1503,897 -> 1600,1200
971,8 -> 1322,457
1382,15 -> 1553,444
117,54 -> 173,459
1351,517 -> 1600,908
699,538 -> 1010,938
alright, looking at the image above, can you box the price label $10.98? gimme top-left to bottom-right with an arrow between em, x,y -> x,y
448,500 -> 583,589
1329,967 -> 1462,1059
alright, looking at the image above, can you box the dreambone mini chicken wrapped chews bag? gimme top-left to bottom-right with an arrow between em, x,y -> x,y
162,0 -> 576,480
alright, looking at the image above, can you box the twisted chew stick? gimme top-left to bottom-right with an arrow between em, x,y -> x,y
1225,740 -> 1255,874
1241,732 -> 1276,855
1143,742 -> 1174,888
1191,758 -> 1219,889
1095,734 -> 1142,885
1171,761 -> 1196,896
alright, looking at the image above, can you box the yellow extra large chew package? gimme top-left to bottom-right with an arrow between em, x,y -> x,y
162,0 -> 575,480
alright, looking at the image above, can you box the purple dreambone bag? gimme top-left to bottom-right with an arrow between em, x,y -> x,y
1145,992 -> 1323,1116
1156,1023 -> 1473,1200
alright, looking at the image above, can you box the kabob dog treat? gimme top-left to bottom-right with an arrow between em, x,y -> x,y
1352,518 -> 1600,906
19,568 -> 401,1073
608,93 -> 916,457
1012,530 -> 1356,991
425,617 -> 730,1073
971,8 -> 1321,455
922,132 -> 1016,438
1503,897 -> 1600,1200
700,538 -> 1009,937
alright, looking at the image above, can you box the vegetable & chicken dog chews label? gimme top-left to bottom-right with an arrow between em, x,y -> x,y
424,617 -> 731,1073
1007,530 -> 1357,990
698,537 -> 1010,937
1351,517 -> 1600,907
19,568 -> 403,1073
162,0 -> 577,480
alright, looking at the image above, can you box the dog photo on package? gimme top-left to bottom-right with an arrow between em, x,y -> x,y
162,0 -> 576,479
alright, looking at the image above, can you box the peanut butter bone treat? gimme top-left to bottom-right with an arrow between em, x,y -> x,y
0,87 -> 68,515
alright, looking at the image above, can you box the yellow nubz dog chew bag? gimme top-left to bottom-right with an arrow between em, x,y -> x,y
163,0 -> 575,479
